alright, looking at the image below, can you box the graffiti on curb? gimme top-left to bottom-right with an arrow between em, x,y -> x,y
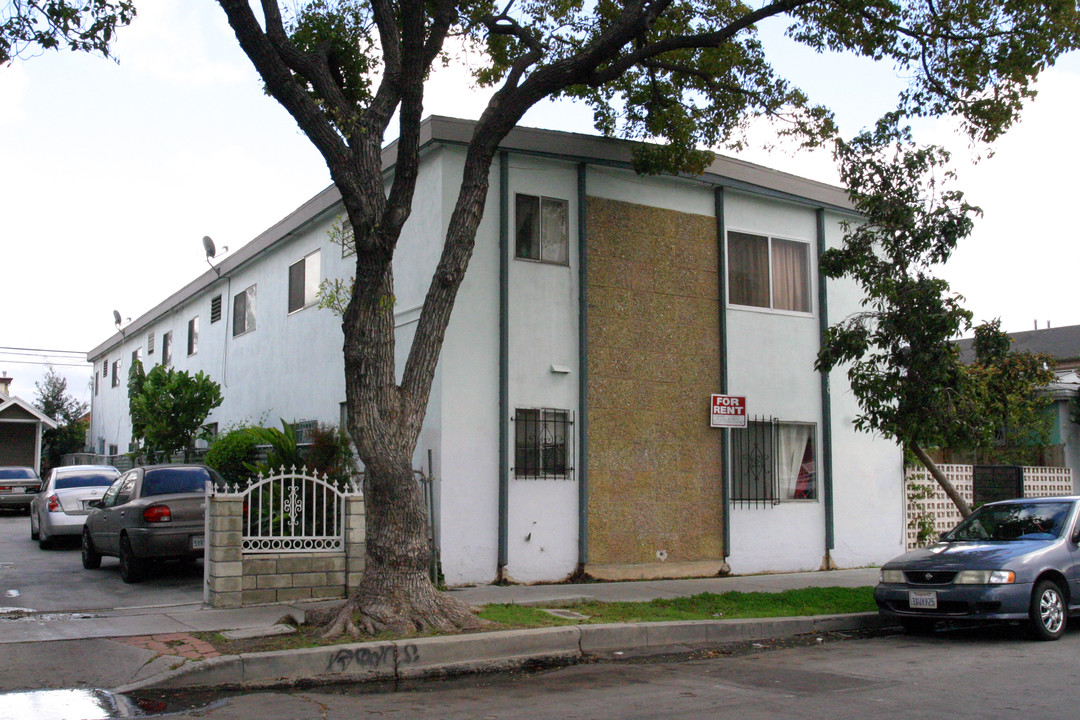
326,644 -> 420,672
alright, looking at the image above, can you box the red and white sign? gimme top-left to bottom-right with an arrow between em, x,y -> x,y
710,394 -> 747,428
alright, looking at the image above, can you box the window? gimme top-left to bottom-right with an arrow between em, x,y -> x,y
730,419 -> 816,505
102,359 -> 108,379
339,219 -> 355,259
288,250 -> 321,313
210,295 -> 222,323
148,332 -> 155,355
515,194 -> 569,264
110,360 -> 120,387
131,348 -> 142,367
514,408 -> 573,479
233,285 -> 257,336
187,316 -> 199,356
727,231 -> 811,313
162,331 -> 173,366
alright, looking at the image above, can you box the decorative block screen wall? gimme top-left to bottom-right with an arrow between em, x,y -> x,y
905,464 -> 1073,550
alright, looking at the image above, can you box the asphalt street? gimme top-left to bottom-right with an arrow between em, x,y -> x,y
0,511 -> 203,613
133,624 -> 1080,719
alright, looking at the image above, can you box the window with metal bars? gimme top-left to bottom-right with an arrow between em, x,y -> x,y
513,409 -> 574,480
730,417 -> 817,506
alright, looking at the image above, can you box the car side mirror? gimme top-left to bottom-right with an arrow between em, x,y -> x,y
88,500 -> 103,509
1072,528 -> 1080,545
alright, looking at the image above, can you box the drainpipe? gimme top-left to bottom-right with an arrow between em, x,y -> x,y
715,187 -> 730,566
816,208 -> 836,566
497,151 -> 510,581
577,163 -> 590,573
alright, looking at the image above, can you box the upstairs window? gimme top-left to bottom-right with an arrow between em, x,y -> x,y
187,316 -> 199,356
131,348 -> 142,367
162,331 -> 173,366
147,332 -> 155,355
515,194 -> 569,265
233,285 -> 257,337
288,250 -> 321,313
727,231 -> 811,313
111,360 -> 120,387
513,408 -> 574,480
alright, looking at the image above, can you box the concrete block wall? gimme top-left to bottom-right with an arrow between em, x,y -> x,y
206,493 -> 366,608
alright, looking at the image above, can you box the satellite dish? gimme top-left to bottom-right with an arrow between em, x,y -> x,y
202,235 -> 217,259
113,310 -> 122,327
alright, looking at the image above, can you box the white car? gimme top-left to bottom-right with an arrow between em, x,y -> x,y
30,465 -> 120,549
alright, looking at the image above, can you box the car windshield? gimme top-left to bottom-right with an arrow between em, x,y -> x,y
55,471 -> 119,490
142,467 -> 211,496
945,501 -> 1073,542
0,467 -> 35,480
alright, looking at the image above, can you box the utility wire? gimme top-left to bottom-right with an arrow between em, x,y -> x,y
0,346 -> 87,355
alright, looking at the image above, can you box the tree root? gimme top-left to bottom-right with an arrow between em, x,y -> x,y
312,584 -> 485,640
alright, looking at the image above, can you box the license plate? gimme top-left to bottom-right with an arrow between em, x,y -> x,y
0,486 -> 23,494
191,535 -> 205,550
909,590 -> 938,609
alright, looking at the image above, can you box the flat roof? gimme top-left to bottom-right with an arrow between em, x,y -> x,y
89,116 -> 853,359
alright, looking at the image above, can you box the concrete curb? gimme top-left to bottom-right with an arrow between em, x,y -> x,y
114,612 -> 888,693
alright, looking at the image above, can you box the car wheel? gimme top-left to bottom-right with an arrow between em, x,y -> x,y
81,528 -> 102,570
29,512 -> 38,541
899,618 -> 936,635
38,526 -> 53,550
118,535 -> 145,584
1029,579 -> 1067,641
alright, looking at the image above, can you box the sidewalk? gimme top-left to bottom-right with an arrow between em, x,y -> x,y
0,568 -> 883,694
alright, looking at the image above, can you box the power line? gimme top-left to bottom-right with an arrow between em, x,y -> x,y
0,346 -> 87,355
0,359 -> 91,369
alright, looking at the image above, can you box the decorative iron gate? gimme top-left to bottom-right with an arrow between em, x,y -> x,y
729,416 -> 777,507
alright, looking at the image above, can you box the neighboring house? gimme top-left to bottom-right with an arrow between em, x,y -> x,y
0,374 -> 58,470
87,116 -> 904,586
958,324 -> 1080,489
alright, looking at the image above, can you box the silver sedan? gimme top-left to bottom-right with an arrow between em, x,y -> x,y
30,465 -> 120,549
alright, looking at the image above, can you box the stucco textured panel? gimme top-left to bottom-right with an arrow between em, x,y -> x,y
586,197 -> 724,566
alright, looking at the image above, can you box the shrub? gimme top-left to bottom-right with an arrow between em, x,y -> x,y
205,427 -> 261,484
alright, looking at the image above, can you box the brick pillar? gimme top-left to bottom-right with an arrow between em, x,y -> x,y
345,494 -> 366,592
206,496 -> 244,608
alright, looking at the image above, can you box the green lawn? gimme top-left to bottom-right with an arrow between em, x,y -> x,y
477,586 -> 876,628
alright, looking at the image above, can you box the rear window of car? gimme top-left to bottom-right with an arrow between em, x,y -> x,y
0,467 -> 36,480
142,467 -> 211,496
55,471 -> 120,490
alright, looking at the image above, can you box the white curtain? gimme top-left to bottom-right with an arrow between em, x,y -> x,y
777,424 -> 812,499
771,238 -> 809,312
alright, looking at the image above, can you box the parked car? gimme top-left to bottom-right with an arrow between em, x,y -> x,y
30,465 -> 121,549
0,467 -> 42,512
875,496 -> 1080,640
82,464 -> 220,583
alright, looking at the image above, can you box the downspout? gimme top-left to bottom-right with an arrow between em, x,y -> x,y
816,208 -> 836,568
577,163 -> 590,574
497,151 -> 510,581
715,187 -> 731,569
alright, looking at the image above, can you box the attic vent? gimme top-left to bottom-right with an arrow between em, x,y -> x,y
102,360 -> 108,378
210,294 -> 222,323
148,332 -> 155,355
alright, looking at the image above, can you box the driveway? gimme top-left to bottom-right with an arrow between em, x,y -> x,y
0,511 -> 203,613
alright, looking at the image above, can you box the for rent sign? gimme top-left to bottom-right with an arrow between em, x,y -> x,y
710,394 -> 747,428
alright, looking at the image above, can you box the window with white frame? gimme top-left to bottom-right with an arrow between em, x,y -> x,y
233,285 -> 257,336
288,250 -> 321,313
515,194 -> 569,265
730,418 -> 816,505
514,408 -> 573,479
111,359 -> 120,387
187,316 -> 199,356
162,331 -> 173,366
727,231 -> 811,313
131,347 -> 142,367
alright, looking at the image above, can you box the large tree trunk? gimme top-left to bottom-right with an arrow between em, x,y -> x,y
910,442 -> 972,518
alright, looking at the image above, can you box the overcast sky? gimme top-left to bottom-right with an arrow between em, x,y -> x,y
3,1 -> 1078,409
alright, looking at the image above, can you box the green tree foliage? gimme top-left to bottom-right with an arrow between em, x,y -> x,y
33,366 -> 88,474
213,0 -> 1080,635
127,360 -> 223,461
1,0 -> 136,64
962,319 -> 1056,465
816,115 -> 981,516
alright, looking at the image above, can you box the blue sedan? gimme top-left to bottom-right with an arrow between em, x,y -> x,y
875,497 -> 1080,640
